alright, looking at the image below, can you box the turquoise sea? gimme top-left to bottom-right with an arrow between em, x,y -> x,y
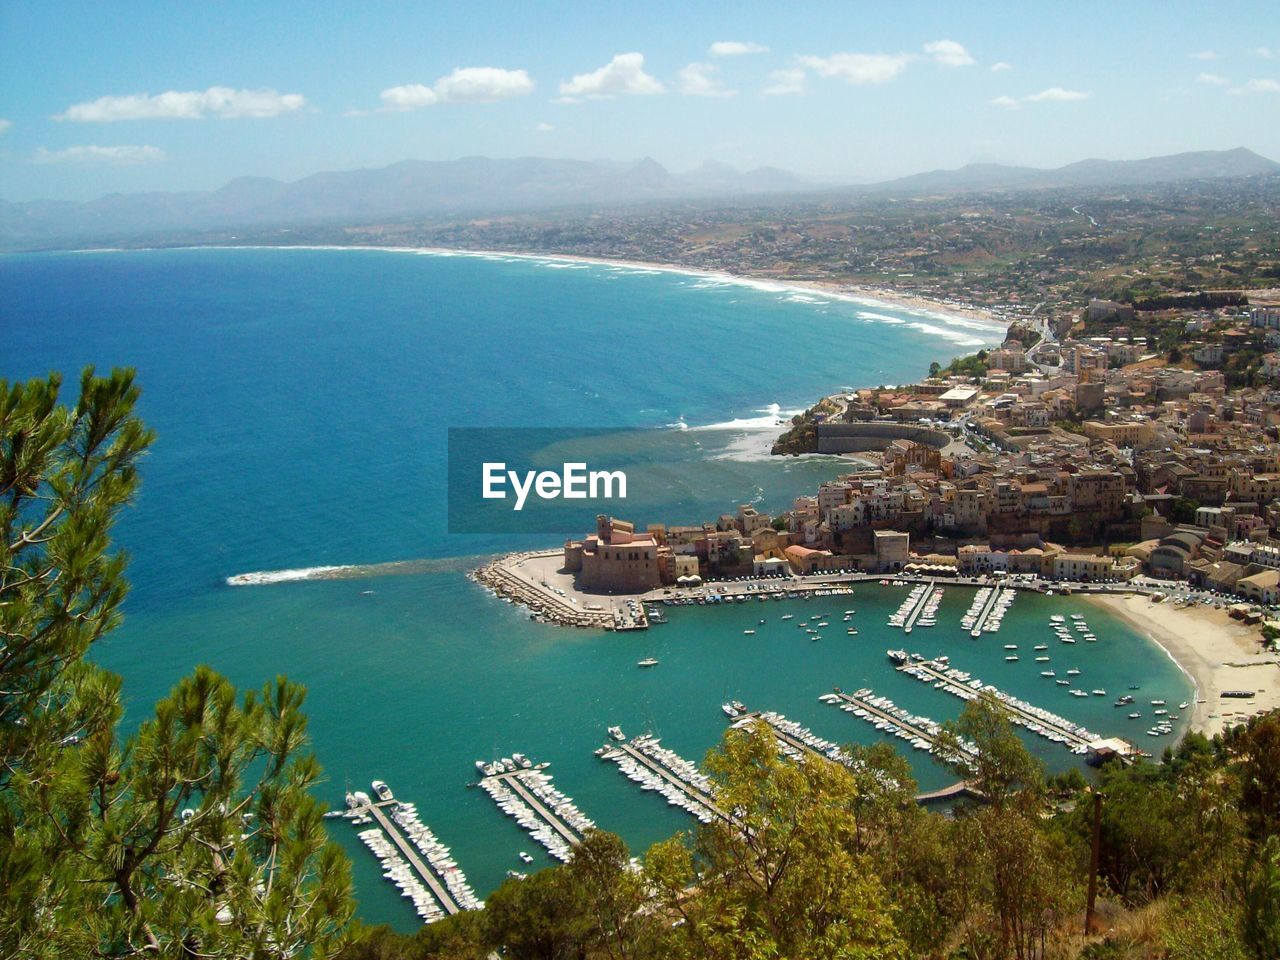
0,248 -> 1192,929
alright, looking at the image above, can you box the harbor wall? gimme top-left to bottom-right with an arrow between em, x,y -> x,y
816,422 -> 953,454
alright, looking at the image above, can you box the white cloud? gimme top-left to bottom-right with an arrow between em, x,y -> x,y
1025,86 -> 1090,102
798,52 -> 914,85
559,53 -> 664,99
990,95 -> 1019,109
1229,78 -> 1280,94
0,118 -> 11,134
678,62 -> 735,97
762,68 -> 806,96
1197,72 -> 1229,85
1190,50 -> 1217,60
990,61 -> 1013,72
378,68 -> 534,112
57,87 -> 306,122
32,144 -> 166,165
380,84 -> 438,111
432,67 -> 534,103
536,121 -> 554,132
709,40 -> 768,56
1258,47 -> 1276,60
924,39 -> 975,67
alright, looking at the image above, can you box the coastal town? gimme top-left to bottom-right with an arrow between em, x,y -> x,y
476,294 -> 1280,736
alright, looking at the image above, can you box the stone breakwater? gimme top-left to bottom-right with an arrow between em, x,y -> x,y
470,551 -> 615,630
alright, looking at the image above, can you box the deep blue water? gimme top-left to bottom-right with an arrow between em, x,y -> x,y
1,248 -> 1189,929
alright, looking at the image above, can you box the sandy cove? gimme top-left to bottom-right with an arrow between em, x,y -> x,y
1086,593 -> 1280,737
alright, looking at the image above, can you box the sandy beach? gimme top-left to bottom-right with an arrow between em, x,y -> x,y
201,243 -> 1008,336
1087,593 -> 1280,737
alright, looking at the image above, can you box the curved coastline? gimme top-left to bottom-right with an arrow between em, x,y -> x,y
82,241 -> 1009,341
1085,592 -> 1280,738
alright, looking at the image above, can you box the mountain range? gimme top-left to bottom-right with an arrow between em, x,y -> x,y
2,147 -> 1276,250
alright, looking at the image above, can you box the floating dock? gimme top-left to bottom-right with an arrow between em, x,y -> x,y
477,760 -> 594,862
598,732 -> 726,824
902,580 -> 941,632
820,688 -> 977,760
339,783 -> 477,922
728,707 -> 974,805
729,709 -> 855,767
893,652 -> 1097,752
968,585 -> 1013,636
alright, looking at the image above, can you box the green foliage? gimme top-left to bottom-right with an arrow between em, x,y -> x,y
1,368 -> 154,783
1,370 -> 352,958
644,722 -> 908,960
935,692 -> 1044,806
941,350 -> 990,379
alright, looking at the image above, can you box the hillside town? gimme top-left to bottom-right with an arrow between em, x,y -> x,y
534,302 -> 1280,625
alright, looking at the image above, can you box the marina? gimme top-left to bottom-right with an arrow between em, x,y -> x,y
597,731 -> 726,824
728,709 -> 856,767
819,688 -> 978,760
339,782 -> 479,922
476,759 -> 596,862
890,651 -> 1106,754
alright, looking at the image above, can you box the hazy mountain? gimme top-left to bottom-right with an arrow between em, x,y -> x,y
2,148 -> 1276,250
0,156 -> 808,249
870,147 -> 1279,194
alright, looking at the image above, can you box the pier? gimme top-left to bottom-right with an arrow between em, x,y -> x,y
823,688 -> 976,759
335,782 -> 479,921
730,710 -> 855,767
600,735 -> 728,824
968,585 -> 1005,636
895,653 -> 1097,751
477,761 -> 595,862
363,801 -> 463,915
901,579 -> 939,632
730,708 -> 976,806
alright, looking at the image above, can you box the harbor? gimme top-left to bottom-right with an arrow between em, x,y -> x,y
313,582 -> 1189,928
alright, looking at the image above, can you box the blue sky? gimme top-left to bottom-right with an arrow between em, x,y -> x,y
2,1 -> 1278,201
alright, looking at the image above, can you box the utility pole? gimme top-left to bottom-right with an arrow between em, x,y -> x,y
1085,787 -> 1103,934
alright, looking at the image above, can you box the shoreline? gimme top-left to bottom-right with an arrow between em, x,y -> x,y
82,241 -> 1009,340
1085,592 -> 1280,738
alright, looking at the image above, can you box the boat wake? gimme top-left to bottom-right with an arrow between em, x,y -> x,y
226,556 -> 486,586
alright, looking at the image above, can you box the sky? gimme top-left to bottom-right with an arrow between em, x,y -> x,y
1,1 -> 1278,202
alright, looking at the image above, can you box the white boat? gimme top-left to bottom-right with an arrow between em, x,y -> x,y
637,658 -> 659,668
607,726 -> 625,741
519,852 -> 534,864
722,703 -> 739,717
1041,670 -> 1056,677
743,629 -> 756,635
781,614 -> 793,621
1067,668 -> 1081,676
